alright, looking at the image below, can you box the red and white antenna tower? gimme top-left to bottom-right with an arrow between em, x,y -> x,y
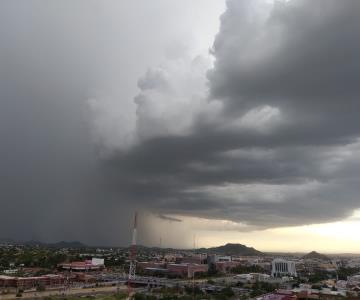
128,211 -> 137,295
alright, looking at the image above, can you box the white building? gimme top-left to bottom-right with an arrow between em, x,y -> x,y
271,258 -> 297,277
234,273 -> 270,283
252,273 -> 271,282
234,273 -> 254,282
217,256 -> 232,262
4,269 -> 18,275
91,258 -> 104,266
348,274 -> 360,286
347,258 -> 360,268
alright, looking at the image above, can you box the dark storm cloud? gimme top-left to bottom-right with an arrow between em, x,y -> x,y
2,0 -> 360,246
0,0 -> 223,246
208,0 -> 360,142
0,0 -> 138,245
102,128 -> 360,229
100,0 -> 360,230
157,214 -> 182,222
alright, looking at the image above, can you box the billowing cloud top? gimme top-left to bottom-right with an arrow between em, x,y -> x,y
1,0 -> 360,246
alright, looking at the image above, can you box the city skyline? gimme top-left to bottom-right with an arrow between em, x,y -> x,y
1,0 -> 360,253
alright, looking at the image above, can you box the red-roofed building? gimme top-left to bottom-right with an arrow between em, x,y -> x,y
167,263 -> 208,278
255,290 -> 297,300
58,258 -> 104,271
0,274 -> 64,290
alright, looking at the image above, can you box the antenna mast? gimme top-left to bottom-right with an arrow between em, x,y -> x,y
128,211 -> 137,295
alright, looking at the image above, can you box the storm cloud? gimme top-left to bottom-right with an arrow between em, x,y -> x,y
1,0 -> 360,246
100,0 -> 360,230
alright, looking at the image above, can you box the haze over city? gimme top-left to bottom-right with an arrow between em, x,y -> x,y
1,0 -> 360,254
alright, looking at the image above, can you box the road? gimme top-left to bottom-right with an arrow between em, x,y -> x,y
0,285 -> 129,300
0,275 -> 233,300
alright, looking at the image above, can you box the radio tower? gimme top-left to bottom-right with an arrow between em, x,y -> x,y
128,211 -> 137,296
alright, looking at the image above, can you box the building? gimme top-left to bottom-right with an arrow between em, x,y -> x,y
271,259 -> 297,278
138,262 -> 168,276
217,256 -> 232,262
348,274 -> 360,287
74,273 -> 96,283
138,261 -> 208,278
292,286 -> 348,299
181,254 -> 207,264
347,258 -> 360,268
207,254 -> 232,263
0,274 -> 64,290
137,262 -> 166,270
252,273 -> 271,282
234,273 -> 254,282
143,267 -> 169,276
167,263 -> 208,278
215,261 -> 242,273
207,254 -> 243,273
255,290 -> 296,300
3,269 -> 18,275
163,254 -> 179,262
234,273 -> 271,283
91,258 -> 104,266
58,258 -> 104,271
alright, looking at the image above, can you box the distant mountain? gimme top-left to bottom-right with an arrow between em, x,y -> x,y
303,251 -> 330,261
0,238 -> 18,245
50,241 -> 87,248
22,240 -> 43,246
24,240 -> 87,248
0,239 -> 261,254
199,243 -> 263,256
0,238 -> 88,248
123,243 -> 263,256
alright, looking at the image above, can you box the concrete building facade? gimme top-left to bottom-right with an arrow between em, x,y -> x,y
271,259 -> 297,278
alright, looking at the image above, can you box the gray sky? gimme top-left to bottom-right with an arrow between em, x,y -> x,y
1,0 -> 360,249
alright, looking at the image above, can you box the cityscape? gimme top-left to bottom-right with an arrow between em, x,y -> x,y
1,229 -> 360,300
1,0 -> 360,300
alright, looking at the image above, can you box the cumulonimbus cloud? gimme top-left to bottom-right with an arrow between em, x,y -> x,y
2,0 -> 360,246
97,0 -> 360,231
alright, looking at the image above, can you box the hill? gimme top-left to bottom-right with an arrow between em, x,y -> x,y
303,251 -> 330,261
130,243 -> 263,256
199,243 -> 263,256
0,238 -> 18,245
48,241 -> 87,248
24,240 -> 87,248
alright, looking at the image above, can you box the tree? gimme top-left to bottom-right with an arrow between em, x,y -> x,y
221,287 -> 235,298
16,292 -> 22,298
184,285 -> 203,296
36,284 -> 46,292
115,293 -> 127,300
133,293 -> 146,300
337,267 -> 360,280
311,284 -> 322,290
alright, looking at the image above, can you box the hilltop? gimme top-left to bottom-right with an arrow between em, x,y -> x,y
28,240 -> 87,248
199,243 -> 263,256
0,239 -> 262,255
303,251 -> 331,261
0,238 -> 87,248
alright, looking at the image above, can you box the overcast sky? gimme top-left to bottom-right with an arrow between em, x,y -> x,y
1,0 -> 360,252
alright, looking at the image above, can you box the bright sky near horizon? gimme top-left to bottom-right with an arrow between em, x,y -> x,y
143,210 -> 360,253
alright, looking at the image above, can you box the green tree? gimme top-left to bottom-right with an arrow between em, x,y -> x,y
133,293 -> 146,300
221,287 -> 235,298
